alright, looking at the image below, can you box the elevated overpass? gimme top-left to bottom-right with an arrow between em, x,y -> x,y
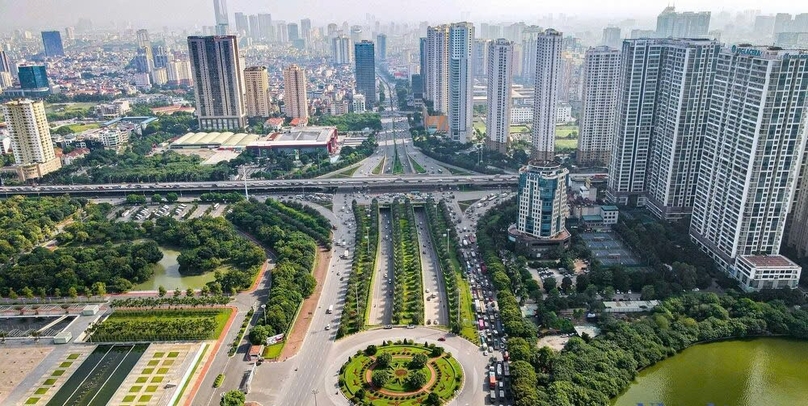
0,174 -> 519,197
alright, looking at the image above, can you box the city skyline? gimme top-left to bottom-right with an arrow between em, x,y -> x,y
1,0 -> 806,30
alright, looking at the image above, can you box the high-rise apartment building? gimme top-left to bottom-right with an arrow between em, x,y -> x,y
213,0 -> 229,35
136,29 -> 150,48
354,41 -> 377,106
64,27 -> 74,40
248,15 -> 261,40
41,31 -> 64,56
300,18 -> 312,47
331,36 -> 353,64
376,34 -> 387,61
472,39 -> 489,78
602,27 -> 622,48
166,59 -> 193,86
448,22 -> 474,143
425,25 -> 450,114
577,46 -> 620,167
258,14 -> 273,41
516,164 -> 569,239
520,26 -> 542,83
287,23 -> 300,43
486,39 -> 513,153
244,66 -> 271,118
656,6 -> 711,38
187,35 -> 246,130
234,13 -> 249,36
350,25 -> 363,44
2,99 -> 61,180
607,38 -> 720,217
0,51 -> 11,73
530,29 -> 563,161
283,64 -> 308,119
690,46 -> 808,291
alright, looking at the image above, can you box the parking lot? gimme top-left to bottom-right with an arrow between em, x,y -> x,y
580,232 -> 641,266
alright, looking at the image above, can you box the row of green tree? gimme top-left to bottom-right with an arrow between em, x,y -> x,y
44,149 -> 234,184
423,199 -> 462,333
227,200 -> 324,343
309,112 -> 383,132
337,200 -> 379,337
413,135 -> 528,173
390,199 -> 424,325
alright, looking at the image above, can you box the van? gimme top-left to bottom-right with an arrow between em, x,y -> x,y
326,305 -> 333,314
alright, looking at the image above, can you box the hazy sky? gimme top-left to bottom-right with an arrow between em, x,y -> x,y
0,0 -> 804,31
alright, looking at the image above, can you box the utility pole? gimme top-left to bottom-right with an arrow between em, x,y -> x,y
312,389 -> 319,406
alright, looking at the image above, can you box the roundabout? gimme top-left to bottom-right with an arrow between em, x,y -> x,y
339,340 -> 463,405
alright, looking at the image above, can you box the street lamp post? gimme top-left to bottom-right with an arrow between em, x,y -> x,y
261,304 -> 266,325
312,389 -> 319,406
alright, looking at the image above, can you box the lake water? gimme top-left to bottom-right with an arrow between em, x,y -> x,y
133,247 -> 215,291
612,337 -> 808,406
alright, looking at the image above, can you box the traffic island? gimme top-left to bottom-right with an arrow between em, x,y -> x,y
338,340 -> 462,405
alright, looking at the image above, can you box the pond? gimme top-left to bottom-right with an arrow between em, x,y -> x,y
133,247 -> 215,291
612,337 -> 808,406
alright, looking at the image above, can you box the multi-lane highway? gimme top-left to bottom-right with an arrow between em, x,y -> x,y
0,174 -> 517,196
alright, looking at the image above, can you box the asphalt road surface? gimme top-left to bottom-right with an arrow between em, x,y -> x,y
415,208 -> 449,327
368,208 -> 394,325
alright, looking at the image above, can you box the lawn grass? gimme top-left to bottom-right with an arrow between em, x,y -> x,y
555,137 -> 578,150
147,360 -> 159,366
457,200 -> 477,212
456,275 -> 478,344
34,388 -> 48,395
556,125 -> 578,137
510,125 -> 530,134
123,395 -> 136,402
67,123 -> 100,133
263,342 -> 284,359
43,379 -> 57,385
392,151 -> 404,175
44,102 -> 95,114
67,354 -> 80,360
135,377 -> 148,384
332,165 -> 360,177
51,370 -> 64,377
372,157 -> 386,175
25,398 -> 39,404
408,156 -> 426,174
445,166 -> 471,176
59,362 -> 72,368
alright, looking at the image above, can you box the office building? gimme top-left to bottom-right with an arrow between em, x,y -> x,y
472,39 -> 489,78
602,27 -> 622,48
18,65 -> 49,90
244,66 -> 271,118
187,35 -> 246,130
283,64 -> 308,119
577,46 -> 620,167
448,22 -> 474,143
690,46 -> 808,291
213,0 -> 229,35
64,27 -> 74,40
1,99 -> 61,180
331,36 -> 353,64
486,39 -> 513,153
41,31 -> 64,57
530,29 -> 563,161
425,25 -> 450,114
656,6 -> 711,38
354,41 -> 376,106
510,164 -> 570,254
606,39 -> 720,218
411,74 -> 423,100
376,34 -> 387,61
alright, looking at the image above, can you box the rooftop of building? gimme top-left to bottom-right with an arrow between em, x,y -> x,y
603,300 -> 661,310
267,126 -> 336,144
601,205 -> 619,211
172,131 -> 259,147
739,255 -> 800,268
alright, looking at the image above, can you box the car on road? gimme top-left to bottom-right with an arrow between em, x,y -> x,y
438,337 -> 446,341
325,324 -> 331,330
406,324 -> 416,329
384,325 -> 393,329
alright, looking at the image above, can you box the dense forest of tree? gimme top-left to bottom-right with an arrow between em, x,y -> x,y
0,196 -> 83,263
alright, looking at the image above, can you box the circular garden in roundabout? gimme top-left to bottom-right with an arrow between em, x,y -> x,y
339,339 -> 463,406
